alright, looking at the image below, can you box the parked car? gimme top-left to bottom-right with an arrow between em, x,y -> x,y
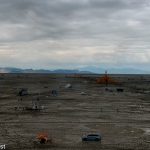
82,134 -> 102,142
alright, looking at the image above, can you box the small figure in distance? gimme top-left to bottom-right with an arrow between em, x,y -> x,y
51,90 -> 58,96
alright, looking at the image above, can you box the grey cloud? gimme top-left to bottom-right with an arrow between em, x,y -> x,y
0,0 -> 149,42
0,0 -> 149,71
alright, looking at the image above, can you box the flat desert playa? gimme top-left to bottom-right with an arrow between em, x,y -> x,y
0,73 -> 150,150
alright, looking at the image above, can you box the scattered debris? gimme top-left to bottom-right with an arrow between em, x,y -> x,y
82,134 -> 102,142
116,88 -> 124,92
143,91 -> 150,94
37,132 -> 49,144
16,95 -> 45,111
30,98 -> 45,111
44,86 -> 48,88
80,92 -> 87,95
65,83 -> 72,89
32,99 -> 40,110
105,88 -> 113,92
51,90 -> 58,96
18,88 -> 28,96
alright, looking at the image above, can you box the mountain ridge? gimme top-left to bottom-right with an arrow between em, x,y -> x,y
0,67 -> 149,74
0,67 -> 92,74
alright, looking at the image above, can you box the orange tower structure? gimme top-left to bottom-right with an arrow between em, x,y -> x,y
96,71 -> 117,86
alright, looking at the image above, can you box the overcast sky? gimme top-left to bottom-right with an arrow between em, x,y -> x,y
0,0 -> 150,71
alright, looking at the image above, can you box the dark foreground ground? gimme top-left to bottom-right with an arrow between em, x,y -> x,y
0,73 -> 150,150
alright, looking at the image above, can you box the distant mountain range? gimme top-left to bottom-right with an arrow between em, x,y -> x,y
0,67 -> 92,74
80,66 -> 150,74
0,67 -> 149,74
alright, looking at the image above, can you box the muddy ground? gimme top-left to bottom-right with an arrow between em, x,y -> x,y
0,73 -> 150,150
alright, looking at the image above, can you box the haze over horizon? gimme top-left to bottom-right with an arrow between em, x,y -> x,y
0,0 -> 150,73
